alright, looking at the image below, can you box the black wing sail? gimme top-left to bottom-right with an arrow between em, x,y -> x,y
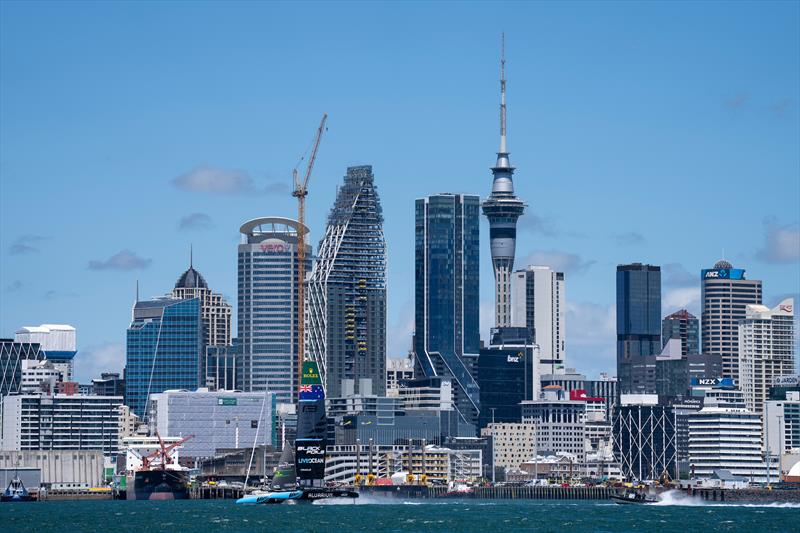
295,361 -> 327,488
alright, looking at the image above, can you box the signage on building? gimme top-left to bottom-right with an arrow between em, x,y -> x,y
690,377 -> 734,387
506,351 -> 524,363
701,268 -> 745,280
250,239 -> 294,254
773,375 -> 799,387
217,397 -> 237,406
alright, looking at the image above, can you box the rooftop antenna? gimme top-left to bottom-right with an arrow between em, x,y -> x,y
190,243 -> 193,268
136,279 -> 139,302
499,32 -> 507,154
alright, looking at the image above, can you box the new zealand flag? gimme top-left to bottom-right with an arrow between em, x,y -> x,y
299,384 -> 325,401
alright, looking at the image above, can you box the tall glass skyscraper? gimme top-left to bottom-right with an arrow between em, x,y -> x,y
307,165 -> 387,398
238,217 -> 310,404
125,297 -> 202,418
616,263 -> 661,394
414,193 -> 481,427
661,309 -> 700,356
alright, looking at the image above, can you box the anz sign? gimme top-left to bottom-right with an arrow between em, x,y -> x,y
702,268 -> 745,280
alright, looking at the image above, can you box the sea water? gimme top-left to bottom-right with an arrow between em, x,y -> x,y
3,495 -> 798,533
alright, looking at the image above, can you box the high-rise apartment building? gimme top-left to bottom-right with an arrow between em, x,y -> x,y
1,338 -> 43,397
238,217 -> 310,403
125,297 -> 203,418
482,39 -> 526,328
661,309 -> 699,356
414,193 -> 481,427
738,299 -> 795,415
701,260 -> 762,382
616,263 -> 661,394
511,266 -> 566,374
307,165 -> 387,398
171,258 -> 231,349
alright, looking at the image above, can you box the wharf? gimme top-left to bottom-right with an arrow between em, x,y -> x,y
190,485 -> 246,500
360,485 -> 615,500
686,486 -> 800,503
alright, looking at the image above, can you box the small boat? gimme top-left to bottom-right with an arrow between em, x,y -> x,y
611,488 -> 658,505
2,475 -> 34,502
438,480 -> 473,498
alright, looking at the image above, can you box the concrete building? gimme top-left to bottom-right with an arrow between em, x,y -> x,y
0,450 -> 105,488
1,393 -> 122,456
125,297 -> 203,419
307,166 -> 387,398
522,386 -> 586,462
482,41 -> 526,328
238,217 -> 310,403
688,386 -> 772,483
738,299 -> 795,415
20,359 -> 63,393
14,324 -> 77,382
148,389 -> 274,459
616,264 -> 661,395
414,193 -> 481,428
662,309 -> 699,356
386,355 -> 414,395
511,266 -> 566,374
541,371 -> 618,421
480,422 -> 535,471
92,372 -> 125,397
701,260 -> 762,382
396,376 -> 453,411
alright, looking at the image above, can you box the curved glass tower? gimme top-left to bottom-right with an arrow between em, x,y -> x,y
482,36 -> 526,328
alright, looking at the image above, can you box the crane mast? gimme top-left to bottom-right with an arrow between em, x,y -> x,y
293,113 -> 327,398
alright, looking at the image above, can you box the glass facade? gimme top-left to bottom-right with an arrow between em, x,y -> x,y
616,263 -> 661,394
125,298 -> 202,419
661,310 -> 700,356
414,193 -> 481,427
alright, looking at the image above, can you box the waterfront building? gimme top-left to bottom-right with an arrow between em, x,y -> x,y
688,386 -> 772,482
125,297 -> 203,418
616,264 -> 661,395
1,393 -> 122,455
0,450 -> 105,489
738,299 -> 796,415
701,260 -> 762,382
148,389 -> 274,459
522,386 -> 586,462
14,324 -> 77,382
482,40 -> 526,329
480,422 -> 536,472
307,166 -> 387,398
661,309 -> 699,356
414,193 -> 481,428
238,217 -> 310,403
669,396 -> 704,473
477,327 -> 537,429
612,394 -> 678,482
386,355 -> 414,395
765,391 -> 800,455
511,266 -> 566,374
172,258 -> 232,349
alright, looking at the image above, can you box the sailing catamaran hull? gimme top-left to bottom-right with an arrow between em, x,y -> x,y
236,488 -> 358,504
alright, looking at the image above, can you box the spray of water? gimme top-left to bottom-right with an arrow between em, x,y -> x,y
654,489 -> 800,509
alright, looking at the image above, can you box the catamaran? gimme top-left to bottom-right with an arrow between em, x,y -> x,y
236,361 -> 358,504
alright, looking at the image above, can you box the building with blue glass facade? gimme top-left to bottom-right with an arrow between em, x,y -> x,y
125,297 -> 202,418
413,193 -> 481,428
238,217 -> 310,404
661,309 -> 699,356
616,263 -> 661,394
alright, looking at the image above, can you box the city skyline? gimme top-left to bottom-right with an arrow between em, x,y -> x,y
1,2 -> 799,383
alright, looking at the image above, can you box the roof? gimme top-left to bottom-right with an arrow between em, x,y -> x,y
239,217 -> 308,236
713,259 -> 733,269
175,266 -> 208,289
664,309 -> 696,320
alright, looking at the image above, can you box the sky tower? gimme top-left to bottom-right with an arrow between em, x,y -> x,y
482,35 -> 526,328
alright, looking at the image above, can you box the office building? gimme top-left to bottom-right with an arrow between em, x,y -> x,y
482,41 -> 526,328
616,263 -> 661,394
397,376 -> 453,411
522,386 -> 586,462
688,386 -> 771,482
701,260 -> 762,382
765,391 -> 800,455
125,297 -> 203,418
738,299 -> 796,415
511,266 -> 566,374
540,371 -> 618,421
238,217 -> 311,403
172,257 -> 232,349
1,338 -> 44,397
480,422 -> 536,472
14,324 -> 77,382
1,393 -> 122,455
307,166 -> 387,398
92,372 -> 125,397
661,309 -> 699,356
654,339 -> 723,399
205,343 -> 244,392
612,395 -> 678,482
414,193 -> 481,428
20,360 -> 63,393
148,389 -> 274,459
477,327 -> 537,429
386,355 -> 414,395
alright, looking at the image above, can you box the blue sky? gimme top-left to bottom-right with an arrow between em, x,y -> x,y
1,1 -> 798,382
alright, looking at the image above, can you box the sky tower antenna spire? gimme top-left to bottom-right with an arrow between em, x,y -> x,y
499,32 -> 507,154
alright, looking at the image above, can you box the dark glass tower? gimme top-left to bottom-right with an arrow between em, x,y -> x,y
482,37 -> 526,328
414,193 -> 481,427
616,263 -> 661,394
661,309 -> 700,356
125,297 -> 203,418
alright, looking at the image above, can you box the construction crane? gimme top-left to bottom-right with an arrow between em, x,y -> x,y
293,113 -> 327,398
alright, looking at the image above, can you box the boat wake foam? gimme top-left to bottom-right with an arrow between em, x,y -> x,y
654,490 -> 800,508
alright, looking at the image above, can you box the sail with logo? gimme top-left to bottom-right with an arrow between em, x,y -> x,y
270,444 -> 297,490
295,360 -> 327,488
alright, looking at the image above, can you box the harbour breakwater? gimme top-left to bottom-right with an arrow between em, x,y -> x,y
359,485 -> 616,500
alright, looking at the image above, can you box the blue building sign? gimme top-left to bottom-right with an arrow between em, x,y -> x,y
701,268 -> 745,280
691,377 -> 735,387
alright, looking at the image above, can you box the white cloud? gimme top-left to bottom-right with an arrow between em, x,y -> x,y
172,166 -> 289,195
564,300 -> 616,377
74,342 -> 125,383
757,221 -> 800,264
178,212 -> 213,231
663,287 -> 701,316
613,232 -> 645,246
88,250 -> 152,270
518,250 -> 595,274
387,299 -> 414,357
